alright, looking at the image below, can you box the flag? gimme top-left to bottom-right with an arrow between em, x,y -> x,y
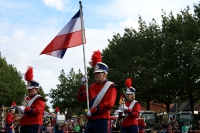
119,94 -> 124,105
40,10 -> 85,58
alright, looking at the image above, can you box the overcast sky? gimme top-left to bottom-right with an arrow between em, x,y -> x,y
0,0 -> 198,110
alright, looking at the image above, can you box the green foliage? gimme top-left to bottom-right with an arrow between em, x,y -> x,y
100,3 -> 200,112
38,86 -> 50,111
49,68 -> 86,116
157,6 -> 200,112
0,53 -> 27,107
0,53 -> 54,112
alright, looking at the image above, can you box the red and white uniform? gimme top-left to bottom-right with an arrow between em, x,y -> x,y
20,95 -> 45,126
6,113 -> 14,125
121,101 -> 141,127
6,112 -> 15,133
77,80 -> 117,120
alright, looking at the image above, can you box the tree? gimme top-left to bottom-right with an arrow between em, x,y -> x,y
49,68 -> 86,116
38,86 -> 50,111
100,2 -> 200,112
159,6 -> 200,112
102,17 -> 163,110
0,53 -> 27,107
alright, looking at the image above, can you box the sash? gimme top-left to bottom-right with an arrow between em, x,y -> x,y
124,100 -> 138,119
27,94 -> 41,107
91,81 -> 113,109
129,100 -> 138,110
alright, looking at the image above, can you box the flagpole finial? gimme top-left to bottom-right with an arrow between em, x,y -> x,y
79,1 -> 82,9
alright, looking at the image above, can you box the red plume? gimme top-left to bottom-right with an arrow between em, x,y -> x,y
11,102 -> 16,106
90,50 -> 102,67
24,66 -> 33,82
55,107 -> 60,112
125,78 -> 132,88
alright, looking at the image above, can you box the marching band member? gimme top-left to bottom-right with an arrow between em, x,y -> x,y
18,66 -> 45,133
77,50 -> 118,133
6,102 -> 17,133
138,113 -> 146,133
54,107 -> 65,133
55,107 -> 60,115
119,78 -> 141,133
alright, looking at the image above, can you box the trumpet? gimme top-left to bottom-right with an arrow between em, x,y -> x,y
0,106 -> 8,121
113,98 -> 126,128
121,98 -> 126,117
113,110 -> 122,128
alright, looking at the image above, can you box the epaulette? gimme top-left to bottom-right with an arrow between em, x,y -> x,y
109,83 -> 118,89
35,95 -> 45,101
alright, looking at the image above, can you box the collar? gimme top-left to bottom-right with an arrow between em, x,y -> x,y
97,79 -> 108,85
30,93 -> 38,98
127,99 -> 134,103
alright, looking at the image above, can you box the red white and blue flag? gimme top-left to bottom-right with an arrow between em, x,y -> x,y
40,10 -> 85,58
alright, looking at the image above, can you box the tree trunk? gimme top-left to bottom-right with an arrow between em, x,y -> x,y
146,99 -> 150,110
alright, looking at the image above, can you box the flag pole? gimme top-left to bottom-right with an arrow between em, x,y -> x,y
79,1 -> 89,110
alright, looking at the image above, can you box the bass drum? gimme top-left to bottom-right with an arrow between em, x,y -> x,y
56,114 -> 66,126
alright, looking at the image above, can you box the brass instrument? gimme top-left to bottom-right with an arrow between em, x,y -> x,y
0,106 -> 9,132
113,98 -> 126,128
1,106 -> 8,120
121,98 -> 126,117
113,110 -> 121,128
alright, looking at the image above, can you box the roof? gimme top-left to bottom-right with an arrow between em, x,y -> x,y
141,102 -> 169,113
170,102 -> 199,112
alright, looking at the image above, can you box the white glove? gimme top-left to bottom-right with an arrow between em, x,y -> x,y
10,125 -> 14,129
119,105 -> 128,111
81,75 -> 88,85
86,111 -> 92,117
18,106 -> 25,114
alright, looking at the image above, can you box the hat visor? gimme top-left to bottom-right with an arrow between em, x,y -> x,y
126,92 -> 134,94
27,86 -> 39,89
93,69 -> 104,74
9,107 -> 15,110
93,69 -> 108,74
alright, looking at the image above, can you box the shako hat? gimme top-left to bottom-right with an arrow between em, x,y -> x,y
90,50 -> 108,74
9,102 -> 16,110
125,78 -> 136,94
24,66 -> 40,89
9,107 -> 15,111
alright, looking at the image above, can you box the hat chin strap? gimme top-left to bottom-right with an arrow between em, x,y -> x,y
95,75 -> 103,81
28,90 -> 35,97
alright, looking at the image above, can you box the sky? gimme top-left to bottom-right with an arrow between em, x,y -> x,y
0,0 -> 198,110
